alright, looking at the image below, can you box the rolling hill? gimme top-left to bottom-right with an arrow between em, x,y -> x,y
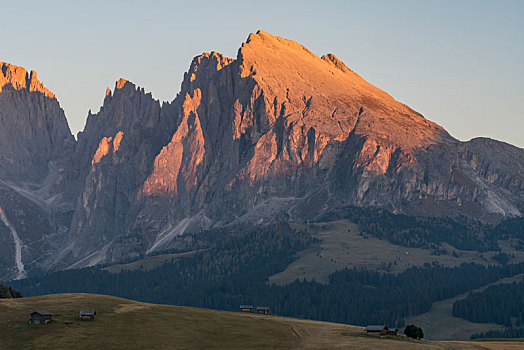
0,293 -> 521,349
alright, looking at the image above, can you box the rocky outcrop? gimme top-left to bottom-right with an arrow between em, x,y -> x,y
0,63 -> 74,180
55,79 -> 178,266
0,63 -> 75,279
0,31 -> 523,273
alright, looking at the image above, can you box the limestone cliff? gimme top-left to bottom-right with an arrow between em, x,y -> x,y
56,79 -> 177,266
0,63 -> 74,180
61,31 -> 522,267
0,31 -> 523,273
0,62 -> 75,279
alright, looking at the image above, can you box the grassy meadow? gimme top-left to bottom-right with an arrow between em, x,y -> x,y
1,293 -> 522,349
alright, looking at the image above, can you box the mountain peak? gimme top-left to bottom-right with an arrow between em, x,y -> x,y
110,78 -> 140,97
242,30 -> 316,58
0,62 -> 73,181
236,31 -> 448,151
181,52 -> 234,92
321,53 -> 352,73
115,78 -> 130,90
245,29 -> 272,43
191,51 -> 234,71
0,62 -> 55,98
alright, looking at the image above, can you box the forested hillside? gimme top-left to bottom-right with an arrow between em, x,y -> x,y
471,327 -> 524,340
323,207 -> 524,252
9,223 -> 524,327
453,280 -> 524,327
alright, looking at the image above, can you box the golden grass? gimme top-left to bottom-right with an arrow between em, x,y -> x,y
0,293 -> 294,350
1,293 -> 520,349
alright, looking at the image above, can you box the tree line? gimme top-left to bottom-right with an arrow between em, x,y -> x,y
8,223 -> 524,328
453,279 -> 524,327
322,206 -> 524,252
471,327 -> 524,340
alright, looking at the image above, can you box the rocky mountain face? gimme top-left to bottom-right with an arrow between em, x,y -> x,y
0,63 -> 75,279
0,30 -> 523,277
56,79 -> 179,268
0,63 -> 74,180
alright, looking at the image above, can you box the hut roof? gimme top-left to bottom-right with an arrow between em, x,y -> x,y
366,325 -> 387,331
31,311 -> 52,316
80,310 -> 96,316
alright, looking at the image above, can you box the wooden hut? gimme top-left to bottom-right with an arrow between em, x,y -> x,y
365,325 -> 388,336
29,311 -> 52,325
365,325 -> 398,336
386,327 -> 398,336
240,305 -> 253,312
79,310 -> 96,320
256,306 -> 270,315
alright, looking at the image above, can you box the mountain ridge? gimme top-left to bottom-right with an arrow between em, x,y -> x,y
0,30 -> 522,277
0,62 -> 56,98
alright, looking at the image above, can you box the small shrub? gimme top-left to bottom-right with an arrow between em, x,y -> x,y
404,324 -> 424,339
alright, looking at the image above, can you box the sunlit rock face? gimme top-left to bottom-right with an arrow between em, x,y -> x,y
0,63 -> 74,180
0,31 -> 523,273
64,30 -> 522,268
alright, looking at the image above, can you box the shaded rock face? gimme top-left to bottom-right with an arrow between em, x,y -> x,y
0,182 -> 66,280
56,79 -> 178,267
0,31 -> 523,273
0,63 -> 74,180
0,63 -> 75,279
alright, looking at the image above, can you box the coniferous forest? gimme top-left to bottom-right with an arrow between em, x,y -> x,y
324,207 -> 524,252
453,280 -> 524,327
9,222 -> 524,329
471,327 -> 524,340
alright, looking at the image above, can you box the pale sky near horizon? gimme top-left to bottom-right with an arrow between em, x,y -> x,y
1,0 -> 523,147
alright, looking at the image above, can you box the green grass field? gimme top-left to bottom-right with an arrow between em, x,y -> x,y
1,293 -> 522,349
268,220 -> 515,285
103,249 -> 207,273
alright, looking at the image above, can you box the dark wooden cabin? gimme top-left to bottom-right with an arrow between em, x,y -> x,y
240,305 -> 253,312
29,311 -> 52,325
386,327 -> 398,336
365,325 -> 398,336
365,325 -> 387,336
79,310 -> 96,320
256,306 -> 270,315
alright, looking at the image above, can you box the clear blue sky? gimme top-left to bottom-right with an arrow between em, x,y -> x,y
2,0 -> 523,147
